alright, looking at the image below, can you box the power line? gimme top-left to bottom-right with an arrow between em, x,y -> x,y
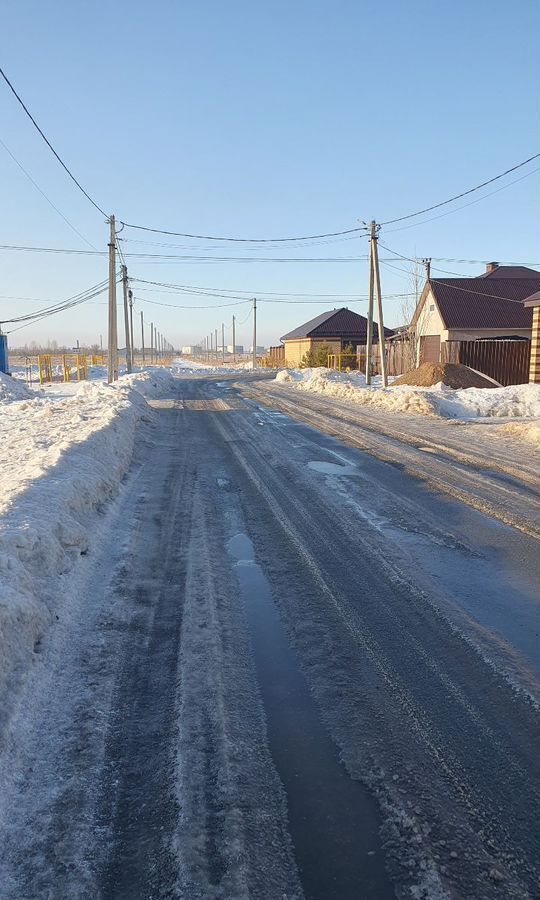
378,243 -> 463,277
136,296 -> 251,310
119,220 -> 368,243
385,167 -> 540,234
1,278 -> 112,332
0,65 -> 108,217
131,277 -> 366,299
380,154 -> 540,226
0,138 -> 98,250
429,279 -> 530,305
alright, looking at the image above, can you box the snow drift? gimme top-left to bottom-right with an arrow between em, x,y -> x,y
274,368 -> 540,423
0,370 -> 177,731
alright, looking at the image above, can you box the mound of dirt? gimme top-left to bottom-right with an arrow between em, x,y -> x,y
393,362 -> 496,390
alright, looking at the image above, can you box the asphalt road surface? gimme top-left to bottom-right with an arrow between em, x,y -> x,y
0,374 -> 538,900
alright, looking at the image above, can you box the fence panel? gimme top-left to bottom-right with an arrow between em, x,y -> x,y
442,340 -> 530,386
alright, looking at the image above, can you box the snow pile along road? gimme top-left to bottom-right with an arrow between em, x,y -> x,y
0,370 -> 176,731
0,372 -> 32,402
275,368 -> 540,423
276,368 -> 436,415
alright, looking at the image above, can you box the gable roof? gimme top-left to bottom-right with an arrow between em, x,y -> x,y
428,273 -> 539,329
281,307 -> 394,342
481,265 -> 539,279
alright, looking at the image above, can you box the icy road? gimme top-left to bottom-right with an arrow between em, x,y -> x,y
0,374 -> 538,900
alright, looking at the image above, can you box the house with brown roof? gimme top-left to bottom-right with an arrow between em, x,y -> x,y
411,263 -> 539,364
280,307 -> 394,367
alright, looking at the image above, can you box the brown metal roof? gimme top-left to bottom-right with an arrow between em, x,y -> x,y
281,307 -> 394,342
481,265 -> 540,279
430,275 -> 539,329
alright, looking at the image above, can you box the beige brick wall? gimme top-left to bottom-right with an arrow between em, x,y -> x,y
530,307 -> 540,383
283,338 -> 342,367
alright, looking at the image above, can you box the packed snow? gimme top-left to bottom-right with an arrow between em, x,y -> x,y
274,367 -> 540,425
0,368 -> 177,729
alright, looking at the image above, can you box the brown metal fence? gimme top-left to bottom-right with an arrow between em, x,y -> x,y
442,340 -> 531,386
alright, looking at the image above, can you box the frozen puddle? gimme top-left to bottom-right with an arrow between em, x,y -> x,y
227,533 -> 393,900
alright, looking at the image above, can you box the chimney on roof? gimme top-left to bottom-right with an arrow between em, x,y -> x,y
486,261 -> 499,273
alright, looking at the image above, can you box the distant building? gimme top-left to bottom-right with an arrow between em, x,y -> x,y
249,345 -> 266,354
280,308 -> 393,368
226,344 -> 244,354
181,345 -> 201,355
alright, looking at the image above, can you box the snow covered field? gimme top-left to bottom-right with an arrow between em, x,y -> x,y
0,368 -> 177,727
275,368 -> 540,441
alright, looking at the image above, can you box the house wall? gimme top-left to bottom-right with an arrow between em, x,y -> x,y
414,289 -> 447,363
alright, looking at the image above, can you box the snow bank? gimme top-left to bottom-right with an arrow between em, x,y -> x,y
0,372 -> 31,402
0,372 -> 177,729
431,382 -> 540,419
277,368 -> 436,416
118,367 -> 178,398
274,368 -> 540,423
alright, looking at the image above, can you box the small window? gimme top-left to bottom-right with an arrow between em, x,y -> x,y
429,304 -> 435,311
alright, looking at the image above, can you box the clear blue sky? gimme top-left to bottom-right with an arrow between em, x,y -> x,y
1,0 -> 539,349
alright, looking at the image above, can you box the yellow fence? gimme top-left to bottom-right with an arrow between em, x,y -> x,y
37,354 -> 89,384
327,353 -> 360,372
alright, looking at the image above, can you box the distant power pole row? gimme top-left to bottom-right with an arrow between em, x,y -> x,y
106,216 -> 174,382
201,298 -> 257,367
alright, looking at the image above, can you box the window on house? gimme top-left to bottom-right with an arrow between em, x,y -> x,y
429,304 -> 435,311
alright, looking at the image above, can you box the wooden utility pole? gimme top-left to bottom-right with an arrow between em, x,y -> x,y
140,311 -> 145,363
150,322 -> 154,364
370,221 -> 388,387
222,322 -> 225,365
122,265 -> 132,374
252,297 -> 257,369
422,258 -> 431,281
232,314 -> 236,363
214,328 -> 218,363
365,228 -> 375,385
107,215 -> 118,383
128,289 -> 134,367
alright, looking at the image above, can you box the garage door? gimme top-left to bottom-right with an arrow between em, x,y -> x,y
420,335 -> 441,363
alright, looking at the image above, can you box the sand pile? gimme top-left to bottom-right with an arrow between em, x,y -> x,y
393,362 -> 496,390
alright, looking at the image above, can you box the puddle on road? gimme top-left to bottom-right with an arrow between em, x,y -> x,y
227,532 -> 393,900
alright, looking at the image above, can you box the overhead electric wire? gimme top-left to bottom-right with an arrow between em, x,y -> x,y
1,278 -> 110,324
0,65 -> 108,217
380,153 -> 540,226
131,277 -> 365,299
379,243 -> 463,277
0,138 -> 98,250
119,220 -> 368,243
385,167 -> 540,234
136,296 -> 251,310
